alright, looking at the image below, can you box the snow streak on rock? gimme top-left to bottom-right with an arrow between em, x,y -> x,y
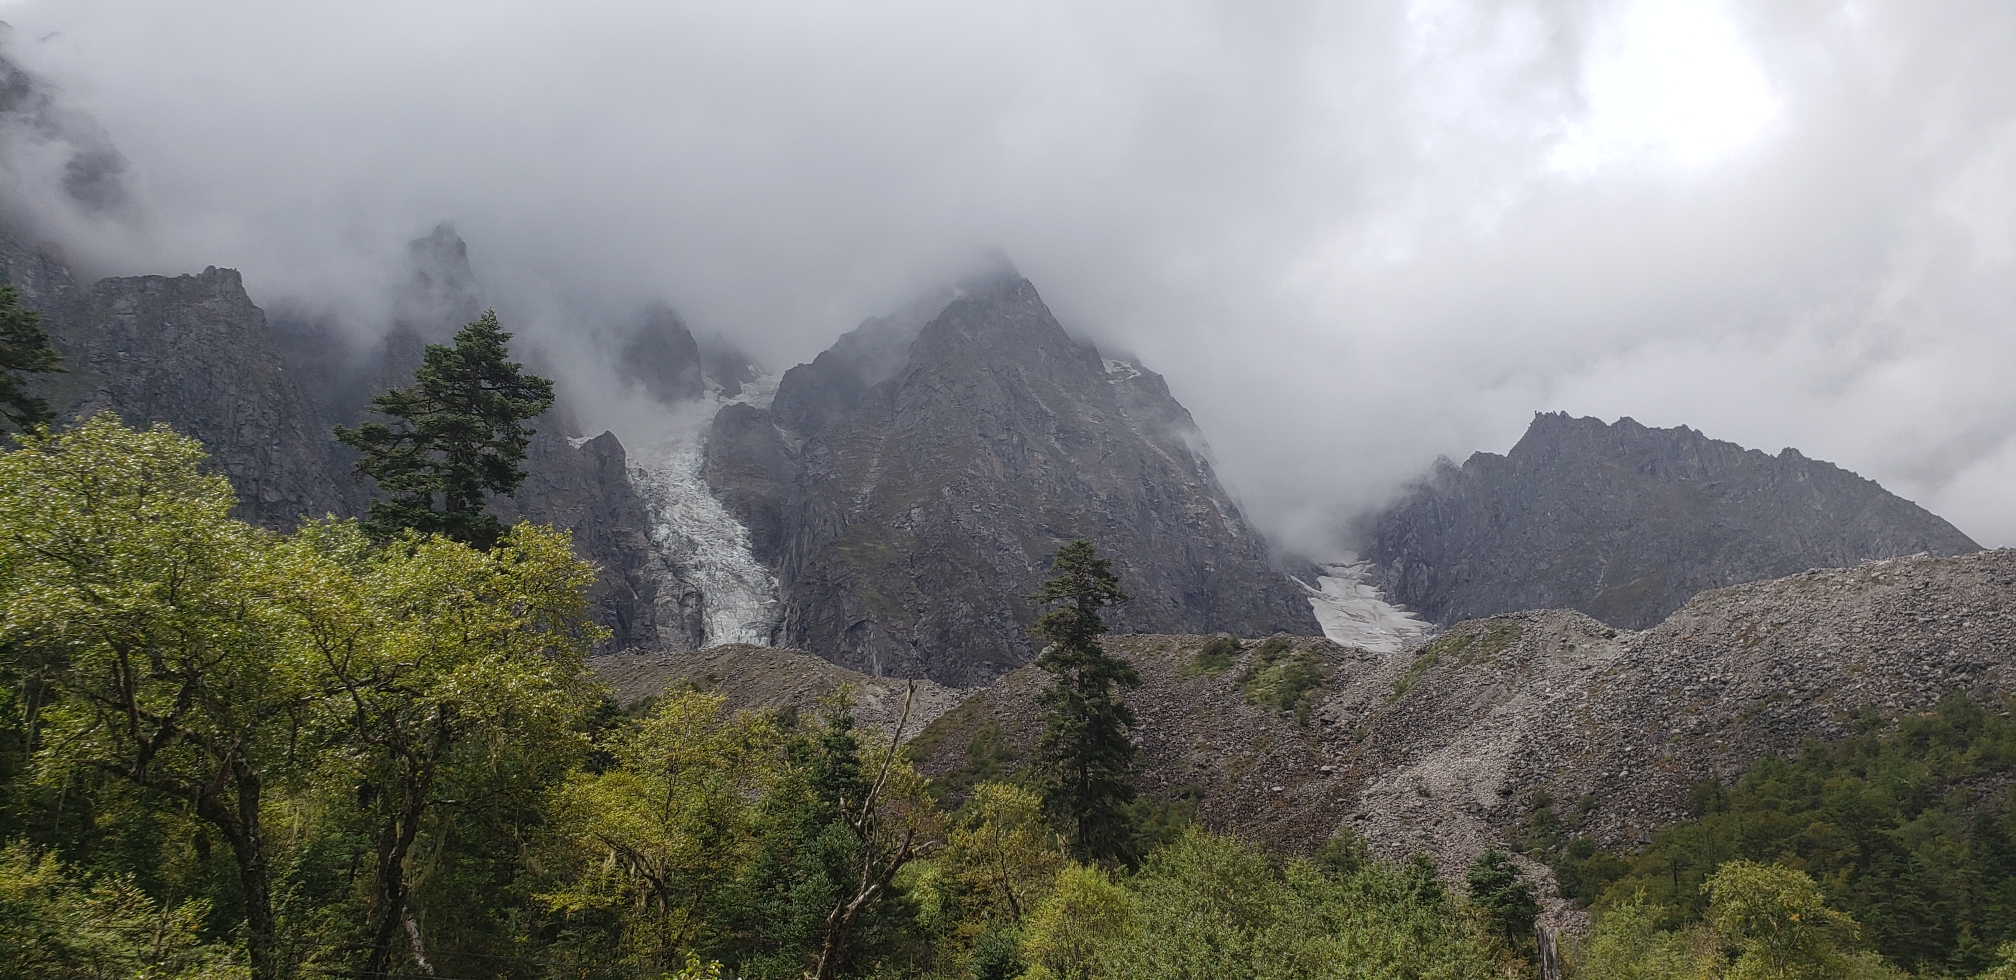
627,377 -> 781,648
1298,560 -> 1432,654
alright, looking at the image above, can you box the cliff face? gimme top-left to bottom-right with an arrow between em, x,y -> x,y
705,267 -> 1317,685
274,223 -> 679,653
1,232 -> 348,528
1360,412 -> 1981,629
3,222 -> 671,651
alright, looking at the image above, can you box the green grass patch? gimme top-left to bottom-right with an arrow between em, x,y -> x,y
1389,619 -> 1522,701
1239,635 -> 1328,725
1180,633 -> 1240,678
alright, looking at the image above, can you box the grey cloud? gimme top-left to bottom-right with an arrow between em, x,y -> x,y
0,0 -> 2011,549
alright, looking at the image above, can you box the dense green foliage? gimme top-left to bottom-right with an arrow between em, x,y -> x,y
335,310 -> 555,548
0,284 -> 61,431
1573,861 -> 1917,980
1030,540 -> 1141,866
1532,694 -> 2016,977
1466,848 -> 1539,949
0,427 -> 1531,977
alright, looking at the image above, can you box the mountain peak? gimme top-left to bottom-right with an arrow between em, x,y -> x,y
393,221 -> 481,335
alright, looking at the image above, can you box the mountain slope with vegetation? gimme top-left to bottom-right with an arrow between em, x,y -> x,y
906,550 -> 2016,907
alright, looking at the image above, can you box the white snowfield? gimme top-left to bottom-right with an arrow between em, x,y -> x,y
1298,560 -> 1432,654
625,375 -> 783,649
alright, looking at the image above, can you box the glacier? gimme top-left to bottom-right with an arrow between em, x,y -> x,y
1297,559 -> 1431,654
624,376 -> 783,649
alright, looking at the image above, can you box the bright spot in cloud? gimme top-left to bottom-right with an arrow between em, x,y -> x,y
1551,0 -> 1777,173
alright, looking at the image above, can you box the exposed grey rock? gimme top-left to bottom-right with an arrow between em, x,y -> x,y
6,220 -> 671,651
490,425 -> 681,651
697,336 -> 762,398
705,265 -> 1318,685
1,230 -> 349,528
1360,412 -> 1980,629
0,44 -> 135,218
617,303 -> 704,406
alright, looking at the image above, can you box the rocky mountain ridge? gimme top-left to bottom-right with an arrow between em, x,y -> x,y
0,224 -> 678,650
1361,412 -> 1981,629
703,265 -> 1320,685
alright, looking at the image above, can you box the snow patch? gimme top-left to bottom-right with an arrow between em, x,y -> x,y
1102,357 -> 1143,381
1297,560 -> 1431,654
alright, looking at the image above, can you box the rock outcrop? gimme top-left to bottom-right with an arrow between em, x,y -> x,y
3,221 -> 673,651
1360,412 -> 1980,629
1,230 -> 349,528
704,263 -> 1318,685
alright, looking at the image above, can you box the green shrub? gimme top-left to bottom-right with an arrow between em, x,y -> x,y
1238,636 -> 1327,724
1184,633 -> 1240,677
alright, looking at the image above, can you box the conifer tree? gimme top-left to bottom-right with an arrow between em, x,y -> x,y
336,310 -> 553,548
1466,847 -> 1539,949
1030,539 -> 1141,866
0,286 -> 62,432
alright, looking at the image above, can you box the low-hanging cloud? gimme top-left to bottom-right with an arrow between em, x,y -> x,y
1,0 -> 2012,549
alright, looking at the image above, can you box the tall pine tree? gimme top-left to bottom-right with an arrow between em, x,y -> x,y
1030,539 -> 1141,866
0,286 -> 62,432
336,311 -> 553,548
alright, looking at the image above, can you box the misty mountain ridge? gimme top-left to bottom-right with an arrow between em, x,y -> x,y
1359,411 -> 1982,630
704,257 -> 1322,684
0,216 -> 1327,683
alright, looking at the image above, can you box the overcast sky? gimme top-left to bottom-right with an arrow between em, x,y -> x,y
1,0 -> 2012,551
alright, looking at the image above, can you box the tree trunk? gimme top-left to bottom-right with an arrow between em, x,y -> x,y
1536,926 -> 1562,980
214,763 -> 283,980
365,723 -> 448,980
364,784 -> 429,978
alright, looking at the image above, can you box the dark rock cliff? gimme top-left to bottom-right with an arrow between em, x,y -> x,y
3,221 -> 672,651
1,231 -> 348,528
617,303 -> 705,406
1360,412 -> 1981,629
705,266 -> 1318,685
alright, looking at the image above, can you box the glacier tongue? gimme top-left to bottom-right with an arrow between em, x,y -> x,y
625,378 -> 782,648
1298,560 -> 1431,654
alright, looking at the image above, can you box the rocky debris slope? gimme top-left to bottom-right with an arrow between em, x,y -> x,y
704,262 -> 1318,685
910,549 -> 2016,893
1361,413 -> 1980,629
593,644 -> 969,739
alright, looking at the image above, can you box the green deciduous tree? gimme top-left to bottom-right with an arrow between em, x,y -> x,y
0,413 -> 313,980
540,689 -> 787,971
1029,540 -> 1140,866
1705,861 -> 1863,980
335,311 -> 554,548
0,843 -> 244,980
0,285 -> 61,432
271,520 -> 602,978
